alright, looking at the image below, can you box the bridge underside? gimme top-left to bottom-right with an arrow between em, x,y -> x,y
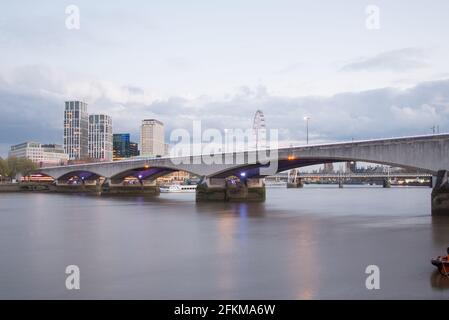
50,167 -> 184,196
209,159 -> 341,179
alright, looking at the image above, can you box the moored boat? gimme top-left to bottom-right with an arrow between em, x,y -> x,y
431,247 -> 449,276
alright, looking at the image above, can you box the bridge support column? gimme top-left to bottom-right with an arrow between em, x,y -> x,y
431,170 -> 449,216
102,179 -> 160,196
287,178 -> 303,188
431,175 -> 437,188
52,179 -> 102,194
383,178 -> 391,188
196,177 -> 265,202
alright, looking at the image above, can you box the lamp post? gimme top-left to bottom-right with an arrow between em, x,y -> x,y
304,116 -> 310,144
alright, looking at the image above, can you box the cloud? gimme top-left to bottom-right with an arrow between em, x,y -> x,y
276,62 -> 303,75
340,48 -> 429,73
0,86 -> 62,156
1,65 -> 449,157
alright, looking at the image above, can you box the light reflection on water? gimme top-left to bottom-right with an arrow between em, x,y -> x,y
0,185 -> 448,299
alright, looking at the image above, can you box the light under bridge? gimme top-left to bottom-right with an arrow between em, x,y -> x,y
34,133 -> 449,215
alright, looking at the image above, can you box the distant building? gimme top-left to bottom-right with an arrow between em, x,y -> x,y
88,114 -> 113,161
9,142 -> 69,167
140,119 -> 165,157
129,142 -> 139,157
323,162 -> 334,173
157,170 -> 191,184
113,134 -> 140,160
113,133 -> 130,160
164,143 -> 170,156
346,161 -> 357,173
64,101 -> 89,160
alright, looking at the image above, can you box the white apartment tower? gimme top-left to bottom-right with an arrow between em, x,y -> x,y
64,101 -> 89,160
140,119 -> 165,157
88,114 -> 113,161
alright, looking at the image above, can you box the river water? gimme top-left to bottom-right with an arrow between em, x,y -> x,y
0,185 -> 449,299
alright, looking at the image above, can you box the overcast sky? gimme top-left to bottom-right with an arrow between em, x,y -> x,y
1,0 -> 449,156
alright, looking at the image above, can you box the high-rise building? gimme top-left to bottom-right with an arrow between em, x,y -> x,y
113,134 -> 140,160
164,143 -> 170,156
64,101 -> 89,160
323,162 -> 334,173
113,133 -> 130,160
129,142 -> 139,157
88,114 -> 113,161
9,142 -> 69,167
140,119 -> 165,157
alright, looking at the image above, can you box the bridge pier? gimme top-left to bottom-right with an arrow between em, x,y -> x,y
52,179 -> 102,194
196,177 -> 265,202
51,178 -> 160,196
102,179 -> 160,196
383,178 -> 391,188
431,170 -> 449,216
287,178 -> 304,188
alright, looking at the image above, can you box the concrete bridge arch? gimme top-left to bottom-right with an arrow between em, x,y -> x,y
32,134 -> 449,214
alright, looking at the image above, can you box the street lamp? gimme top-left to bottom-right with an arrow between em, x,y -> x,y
303,116 -> 311,144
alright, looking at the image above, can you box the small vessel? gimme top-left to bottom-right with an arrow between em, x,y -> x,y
431,247 -> 449,276
264,181 -> 287,187
160,184 -> 197,193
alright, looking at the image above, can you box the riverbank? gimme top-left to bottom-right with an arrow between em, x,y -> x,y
0,183 -> 51,192
0,182 -> 160,196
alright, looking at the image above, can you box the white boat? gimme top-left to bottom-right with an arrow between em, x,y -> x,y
159,184 -> 197,193
264,181 -> 287,187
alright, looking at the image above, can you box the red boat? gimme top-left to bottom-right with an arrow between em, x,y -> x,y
432,247 -> 449,276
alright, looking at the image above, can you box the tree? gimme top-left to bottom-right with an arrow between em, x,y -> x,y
0,157 -> 8,179
16,157 -> 37,176
0,157 -> 37,179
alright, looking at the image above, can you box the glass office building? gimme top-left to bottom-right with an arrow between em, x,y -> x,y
113,134 -> 139,160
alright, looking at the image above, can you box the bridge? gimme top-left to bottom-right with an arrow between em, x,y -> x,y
268,171 -> 433,180
266,172 -> 433,188
285,173 -> 432,179
34,133 -> 449,215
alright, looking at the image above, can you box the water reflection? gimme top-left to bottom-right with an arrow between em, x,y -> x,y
293,217 -> 319,299
195,201 -> 267,218
2,187 -> 449,299
430,270 -> 449,290
216,213 -> 238,297
431,216 -> 449,247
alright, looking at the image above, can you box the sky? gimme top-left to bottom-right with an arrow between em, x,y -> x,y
1,0 -> 449,157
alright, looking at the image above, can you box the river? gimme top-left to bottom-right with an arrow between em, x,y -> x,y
0,185 -> 448,299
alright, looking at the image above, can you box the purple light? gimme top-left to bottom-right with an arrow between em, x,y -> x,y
138,174 -> 143,179
240,172 -> 246,177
